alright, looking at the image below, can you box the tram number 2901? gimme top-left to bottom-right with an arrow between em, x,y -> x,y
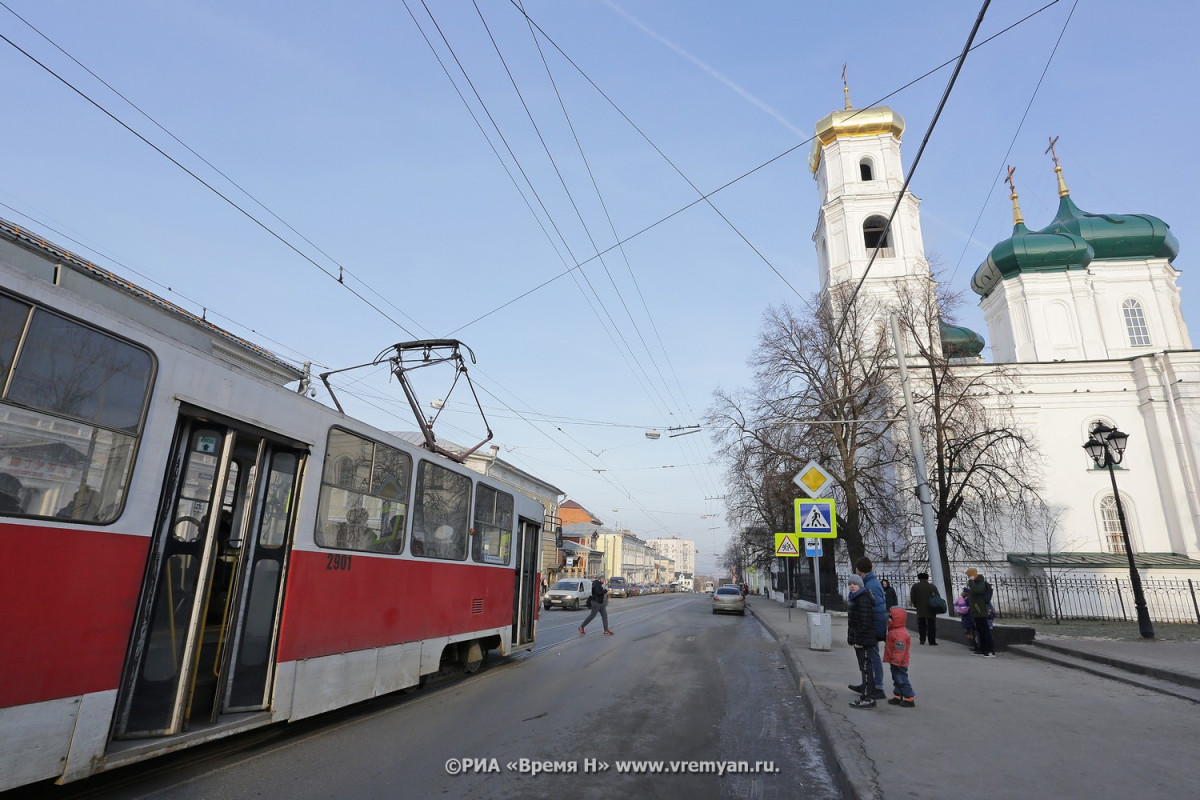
326,553 -> 353,571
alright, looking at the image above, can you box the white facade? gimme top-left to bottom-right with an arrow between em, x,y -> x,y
646,536 -> 696,577
809,97 -> 1200,571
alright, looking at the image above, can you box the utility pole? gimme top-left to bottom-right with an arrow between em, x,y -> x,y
889,314 -> 947,604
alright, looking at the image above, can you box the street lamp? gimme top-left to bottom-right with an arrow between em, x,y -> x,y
1082,422 -> 1154,638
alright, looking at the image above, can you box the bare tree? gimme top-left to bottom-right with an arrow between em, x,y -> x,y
890,277 -> 1044,599
708,285 -> 900,566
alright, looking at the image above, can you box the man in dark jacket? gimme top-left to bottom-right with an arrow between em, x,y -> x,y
855,557 -> 888,699
910,572 -> 939,645
846,574 -> 878,708
966,568 -> 995,657
578,576 -> 613,636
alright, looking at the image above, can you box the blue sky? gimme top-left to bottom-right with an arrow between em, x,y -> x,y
1,1 -> 1194,574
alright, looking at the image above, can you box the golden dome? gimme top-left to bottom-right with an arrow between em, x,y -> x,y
808,106 -> 905,173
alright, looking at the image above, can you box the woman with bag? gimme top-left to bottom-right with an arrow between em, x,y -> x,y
908,572 -> 940,645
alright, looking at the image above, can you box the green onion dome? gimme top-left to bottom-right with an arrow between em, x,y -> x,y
971,221 -> 1093,297
1043,194 -> 1179,262
940,322 -> 986,359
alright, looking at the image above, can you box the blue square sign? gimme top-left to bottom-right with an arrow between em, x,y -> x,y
795,498 -> 837,539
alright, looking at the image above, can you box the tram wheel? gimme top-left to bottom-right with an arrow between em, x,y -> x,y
463,641 -> 485,674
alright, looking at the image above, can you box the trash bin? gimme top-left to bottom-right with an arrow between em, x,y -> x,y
808,611 -> 832,651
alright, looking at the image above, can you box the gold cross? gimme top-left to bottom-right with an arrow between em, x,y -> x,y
1045,135 -> 1061,167
1005,165 -> 1017,195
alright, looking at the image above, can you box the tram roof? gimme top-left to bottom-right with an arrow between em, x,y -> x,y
0,217 -> 304,386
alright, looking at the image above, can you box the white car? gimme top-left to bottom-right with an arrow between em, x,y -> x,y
543,578 -> 591,611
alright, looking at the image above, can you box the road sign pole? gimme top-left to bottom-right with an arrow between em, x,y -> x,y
786,560 -> 792,622
813,555 -> 822,614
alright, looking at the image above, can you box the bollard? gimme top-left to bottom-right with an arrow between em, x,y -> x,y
808,611 -> 832,650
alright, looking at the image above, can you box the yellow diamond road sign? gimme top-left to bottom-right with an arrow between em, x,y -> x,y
774,533 -> 800,557
793,460 -> 833,499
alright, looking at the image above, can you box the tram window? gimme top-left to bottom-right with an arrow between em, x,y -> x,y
0,295 -> 31,382
258,452 -> 297,549
472,484 -> 514,565
8,307 -> 152,433
411,461 -> 470,560
0,299 -> 151,523
314,429 -> 411,554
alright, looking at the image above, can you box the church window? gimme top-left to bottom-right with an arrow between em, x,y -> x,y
1099,496 -> 1129,554
1122,299 -> 1151,346
863,215 -> 892,255
859,158 -> 874,181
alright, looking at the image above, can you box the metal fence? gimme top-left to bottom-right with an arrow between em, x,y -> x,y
870,571 -> 1200,625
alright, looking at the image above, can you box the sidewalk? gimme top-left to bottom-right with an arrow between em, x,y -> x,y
749,596 -> 1200,800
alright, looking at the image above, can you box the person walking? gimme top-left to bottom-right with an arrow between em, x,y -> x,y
854,557 -> 888,699
846,574 -> 879,709
909,572 -> 940,645
883,606 -> 915,707
966,568 -> 995,657
578,576 -> 614,636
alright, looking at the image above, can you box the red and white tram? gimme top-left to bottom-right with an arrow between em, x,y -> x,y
0,219 -> 543,790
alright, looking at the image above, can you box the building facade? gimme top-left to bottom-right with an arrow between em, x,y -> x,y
807,90 -> 1200,581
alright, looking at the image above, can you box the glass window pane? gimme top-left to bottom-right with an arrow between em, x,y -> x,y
411,461 -> 470,560
8,309 -> 153,434
0,404 -> 136,522
0,295 -> 31,388
473,484 -> 514,564
315,430 -> 406,554
259,452 -> 297,548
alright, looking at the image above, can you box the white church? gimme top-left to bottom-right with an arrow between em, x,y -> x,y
807,89 -> 1200,585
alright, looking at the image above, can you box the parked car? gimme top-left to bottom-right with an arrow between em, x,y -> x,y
607,577 -> 629,598
543,578 -> 591,611
712,585 -> 747,615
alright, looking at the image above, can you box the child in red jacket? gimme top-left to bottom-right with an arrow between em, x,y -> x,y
883,606 -> 915,707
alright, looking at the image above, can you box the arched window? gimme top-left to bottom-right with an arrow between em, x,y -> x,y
1099,496 -> 1127,554
1122,299 -> 1151,346
863,215 -> 892,254
859,158 -> 874,181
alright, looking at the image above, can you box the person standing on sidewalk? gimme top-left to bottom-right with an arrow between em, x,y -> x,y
855,557 -> 888,698
578,576 -> 614,636
881,578 -> 899,609
966,568 -> 995,657
955,588 -> 976,650
846,574 -> 879,709
883,606 -> 915,707
910,572 -> 939,645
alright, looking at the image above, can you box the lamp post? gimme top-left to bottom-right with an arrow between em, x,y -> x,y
1082,422 -> 1154,639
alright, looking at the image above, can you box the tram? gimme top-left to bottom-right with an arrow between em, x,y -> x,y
0,219 -> 544,790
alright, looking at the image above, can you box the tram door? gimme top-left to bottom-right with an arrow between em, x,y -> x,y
115,414 -> 305,739
511,517 -> 540,647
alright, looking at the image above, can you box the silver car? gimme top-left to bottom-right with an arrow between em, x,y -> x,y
543,578 -> 591,611
711,585 -> 746,615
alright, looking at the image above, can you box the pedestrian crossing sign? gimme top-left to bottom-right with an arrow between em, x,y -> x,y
795,498 -> 837,539
774,533 -> 800,557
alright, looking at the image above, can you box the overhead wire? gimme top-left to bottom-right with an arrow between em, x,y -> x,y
832,0 -> 993,343
946,0 -> 1079,287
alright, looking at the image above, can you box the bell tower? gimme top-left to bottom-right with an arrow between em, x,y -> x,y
810,81 -> 937,320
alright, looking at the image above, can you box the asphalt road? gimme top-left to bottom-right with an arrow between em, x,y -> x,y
13,593 -> 837,800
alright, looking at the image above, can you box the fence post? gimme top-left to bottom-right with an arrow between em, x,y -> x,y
1190,579 -> 1200,625
1115,576 -> 1127,621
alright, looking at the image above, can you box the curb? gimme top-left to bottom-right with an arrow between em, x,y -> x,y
750,606 -> 881,800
